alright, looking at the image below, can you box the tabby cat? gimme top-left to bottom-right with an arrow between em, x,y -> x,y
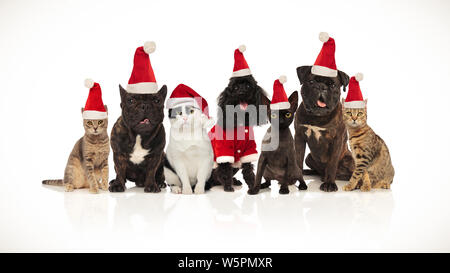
42,108 -> 110,193
342,100 -> 394,191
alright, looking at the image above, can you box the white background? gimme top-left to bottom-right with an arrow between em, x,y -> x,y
1,0 -> 450,252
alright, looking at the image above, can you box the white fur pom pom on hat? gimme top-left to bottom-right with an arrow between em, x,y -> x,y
355,73 -> 364,82
84,78 -> 94,89
239,44 -> 246,53
319,32 -> 330,43
143,41 -> 156,54
279,75 -> 287,84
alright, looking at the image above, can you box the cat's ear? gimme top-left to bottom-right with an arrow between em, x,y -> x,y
158,85 -> 167,101
104,105 -> 108,113
81,107 -> 85,114
296,66 -> 311,85
341,98 -> 345,109
288,91 -> 299,113
337,70 -> 350,91
364,99 -> 368,111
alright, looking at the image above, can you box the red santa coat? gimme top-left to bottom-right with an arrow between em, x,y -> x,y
209,124 -> 258,167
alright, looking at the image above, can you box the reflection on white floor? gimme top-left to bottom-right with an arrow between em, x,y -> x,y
1,172 -> 450,252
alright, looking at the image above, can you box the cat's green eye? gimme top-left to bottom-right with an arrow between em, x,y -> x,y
177,111 -> 182,115
271,113 -> 277,119
87,121 -> 93,126
98,120 -> 103,124
357,112 -> 363,116
285,113 -> 292,118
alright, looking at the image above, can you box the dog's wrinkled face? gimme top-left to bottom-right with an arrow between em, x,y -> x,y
119,84 -> 167,134
268,92 -> 299,129
217,75 -> 269,128
297,66 -> 349,117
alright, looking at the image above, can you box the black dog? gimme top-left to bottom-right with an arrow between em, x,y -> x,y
210,75 -> 269,192
294,66 -> 354,192
109,85 -> 167,193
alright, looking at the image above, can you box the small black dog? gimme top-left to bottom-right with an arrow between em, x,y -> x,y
294,66 -> 354,192
109,85 -> 167,193
210,75 -> 269,192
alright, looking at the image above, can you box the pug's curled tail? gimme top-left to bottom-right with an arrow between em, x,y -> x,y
42,179 -> 64,186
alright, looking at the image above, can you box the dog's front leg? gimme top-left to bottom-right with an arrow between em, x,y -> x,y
109,153 -> 127,192
320,134 -> 344,192
217,163 -> 234,192
144,155 -> 162,193
248,155 -> 266,195
242,162 -> 255,190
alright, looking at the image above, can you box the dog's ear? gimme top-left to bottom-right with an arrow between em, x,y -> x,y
296,66 -> 311,85
119,84 -> 128,109
288,91 -> 299,112
158,85 -> 167,101
337,70 -> 350,91
260,93 -> 271,107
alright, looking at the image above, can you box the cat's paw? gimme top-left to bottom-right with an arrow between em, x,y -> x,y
360,185 -> 371,192
343,183 -> 355,191
279,187 -> 290,195
170,186 -> 182,194
224,185 -> 234,192
144,184 -> 161,193
109,180 -> 125,192
298,180 -> 308,191
159,182 -> 167,188
182,186 -> 193,195
100,181 -> 109,191
194,185 -> 205,195
381,184 -> 390,189
65,184 -> 74,192
89,187 -> 99,194
320,182 -> 338,192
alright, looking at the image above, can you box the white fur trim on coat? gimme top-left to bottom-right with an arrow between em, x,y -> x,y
232,68 -> 251,78
311,65 -> 337,77
240,153 -> 258,163
82,110 -> 107,120
126,82 -> 158,94
343,100 -> 366,108
216,156 -> 235,164
270,101 -> 291,110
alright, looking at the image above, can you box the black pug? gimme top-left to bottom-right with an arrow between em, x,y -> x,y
294,66 -> 355,192
210,75 -> 270,192
109,85 -> 167,193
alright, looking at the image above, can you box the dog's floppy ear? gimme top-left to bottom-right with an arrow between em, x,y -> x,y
158,85 -> 167,101
288,91 -> 299,112
337,70 -> 350,91
296,66 -> 311,85
260,93 -> 271,107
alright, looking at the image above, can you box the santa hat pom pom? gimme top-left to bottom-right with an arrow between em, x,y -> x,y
319,32 -> 330,43
278,75 -> 287,84
355,73 -> 364,82
238,44 -> 246,53
84,78 -> 94,89
143,41 -> 156,54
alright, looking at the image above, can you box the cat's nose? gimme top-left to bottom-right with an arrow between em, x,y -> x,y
352,117 -> 358,121
183,117 -> 188,121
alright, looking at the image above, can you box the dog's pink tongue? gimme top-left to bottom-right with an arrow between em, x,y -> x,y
240,102 -> 248,110
140,118 -> 150,124
317,100 -> 327,108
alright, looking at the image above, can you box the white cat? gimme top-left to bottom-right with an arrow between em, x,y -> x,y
164,104 -> 214,194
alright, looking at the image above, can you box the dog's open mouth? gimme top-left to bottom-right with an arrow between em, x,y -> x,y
139,118 -> 150,125
239,102 -> 248,111
317,97 -> 327,108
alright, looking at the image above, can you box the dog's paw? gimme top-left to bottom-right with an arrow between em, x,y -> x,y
320,182 -> 338,192
109,180 -> 125,192
135,181 -> 145,187
194,185 -> 205,195
279,187 -> 290,195
170,186 -> 182,194
144,184 -> 161,193
224,185 -> 235,192
298,180 -> 308,191
233,178 -> 242,186
260,181 -> 271,189
342,183 -> 354,191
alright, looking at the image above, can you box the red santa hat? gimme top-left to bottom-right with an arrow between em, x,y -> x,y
82,78 -> 107,119
127,41 -> 158,94
166,84 -> 210,118
344,73 -> 365,108
311,32 -> 338,78
232,45 -> 251,78
271,76 -> 290,110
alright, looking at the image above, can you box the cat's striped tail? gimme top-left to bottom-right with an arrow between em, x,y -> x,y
42,179 -> 64,186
